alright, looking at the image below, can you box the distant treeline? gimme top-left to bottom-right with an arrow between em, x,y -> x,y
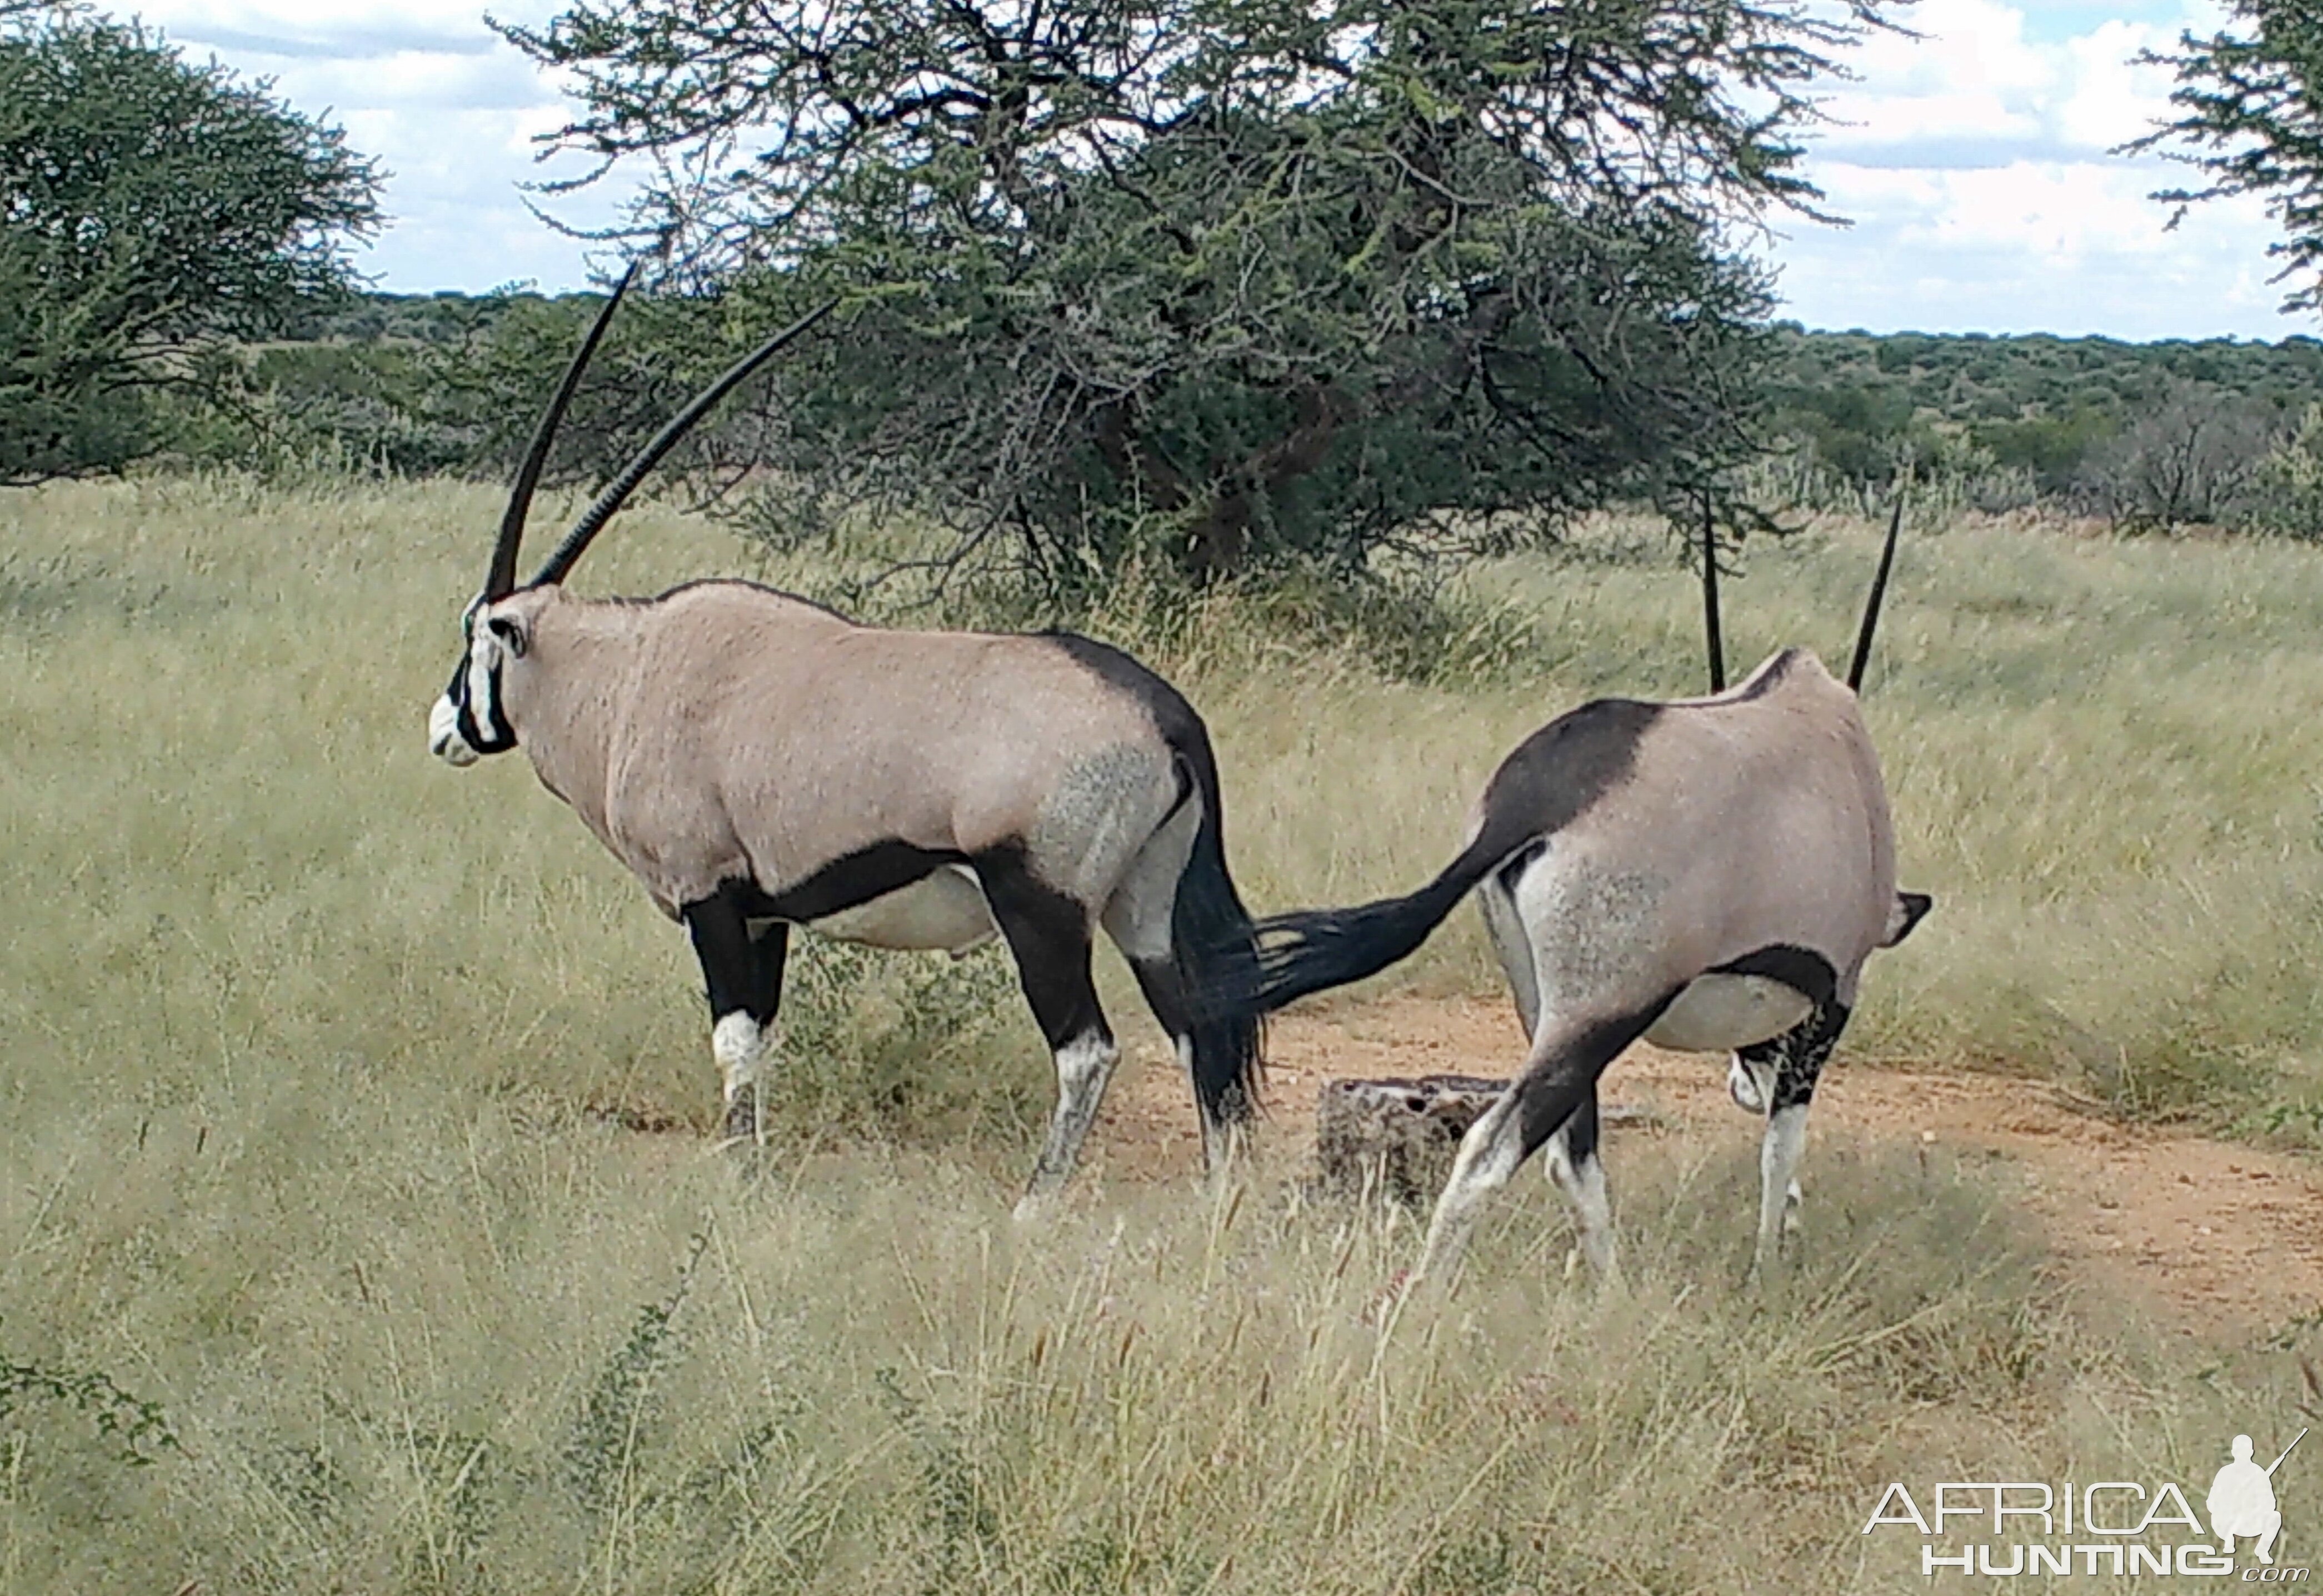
207,290 -> 2323,539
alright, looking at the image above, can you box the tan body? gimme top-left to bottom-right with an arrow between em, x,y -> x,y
434,579 -> 1264,1207
426,276 -> 1266,1207
487,582 -> 1175,927
1484,648 -> 1899,1043
1220,647 -> 1929,1293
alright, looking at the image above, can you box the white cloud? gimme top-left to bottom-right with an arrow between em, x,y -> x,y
89,0 -> 2316,334
1771,0 -> 2301,337
130,0 -> 639,292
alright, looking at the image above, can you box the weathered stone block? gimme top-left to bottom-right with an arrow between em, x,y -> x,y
1314,1073 -> 1510,1205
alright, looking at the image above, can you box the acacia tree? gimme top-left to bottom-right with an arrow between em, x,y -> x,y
2131,2 -> 2323,317
0,7 -> 381,482
504,0 -> 1904,586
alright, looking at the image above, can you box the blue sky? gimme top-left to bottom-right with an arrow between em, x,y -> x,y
131,0 -> 2301,341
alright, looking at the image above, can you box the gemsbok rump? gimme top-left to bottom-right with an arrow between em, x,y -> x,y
1206,504 -> 1930,1290
426,267 -> 1264,1211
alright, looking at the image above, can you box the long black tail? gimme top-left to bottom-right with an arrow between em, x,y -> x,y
1166,744 -> 1268,1126
1205,828 -> 1513,1023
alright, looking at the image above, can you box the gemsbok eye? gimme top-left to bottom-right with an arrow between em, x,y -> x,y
489,617 -> 526,657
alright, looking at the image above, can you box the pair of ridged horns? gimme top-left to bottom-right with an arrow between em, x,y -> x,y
481,261 -> 837,602
1699,494 -> 1904,695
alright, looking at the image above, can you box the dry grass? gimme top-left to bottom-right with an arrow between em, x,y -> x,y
1,477 -> 2318,1591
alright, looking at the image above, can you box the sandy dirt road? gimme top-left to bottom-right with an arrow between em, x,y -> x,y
1081,993 -> 2323,1337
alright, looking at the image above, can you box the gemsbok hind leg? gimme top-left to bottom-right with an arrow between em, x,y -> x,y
1540,1087 -> 1615,1279
1742,1000 -> 1849,1281
1122,958 -> 1242,1180
1409,1005 -> 1665,1294
981,853 -> 1119,1220
1098,804 -> 1245,1180
683,882 -> 791,1144
1478,872 -> 1612,1277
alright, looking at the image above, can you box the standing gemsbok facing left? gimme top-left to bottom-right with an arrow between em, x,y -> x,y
1202,504 -> 1930,1293
427,268 -> 1265,1212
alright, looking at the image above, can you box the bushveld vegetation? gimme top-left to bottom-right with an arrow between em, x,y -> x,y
101,289 -> 2323,544
3,478 -> 2320,1589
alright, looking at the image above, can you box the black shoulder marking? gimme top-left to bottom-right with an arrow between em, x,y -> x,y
1480,698 -> 1661,840
646,577 -> 857,622
1042,631 -> 1201,737
735,839 -> 967,924
1709,944 -> 1839,1010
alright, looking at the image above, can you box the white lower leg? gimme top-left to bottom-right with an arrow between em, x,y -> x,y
1014,1032 -> 1118,1220
1754,1104 -> 1810,1276
1411,1096 -> 1526,1290
712,1013 -> 768,1143
1546,1135 -> 1616,1278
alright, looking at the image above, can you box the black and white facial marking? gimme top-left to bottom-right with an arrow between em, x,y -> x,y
427,601 -> 523,766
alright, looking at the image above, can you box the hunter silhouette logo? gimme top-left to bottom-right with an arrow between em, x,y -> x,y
1861,1421 -> 2314,1577
2211,1429 -> 2305,1566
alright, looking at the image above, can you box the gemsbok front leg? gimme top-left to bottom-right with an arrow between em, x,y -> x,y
1736,1001 -> 1849,1280
685,881 -> 791,1144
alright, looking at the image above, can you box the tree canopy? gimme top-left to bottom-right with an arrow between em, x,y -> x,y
2132,1 -> 2323,318
0,7 -> 381,482
503,0 -> 1905,586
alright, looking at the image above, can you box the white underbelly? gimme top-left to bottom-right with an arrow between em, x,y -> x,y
804,865 -> 999,954
1643,973 -> 1813,1053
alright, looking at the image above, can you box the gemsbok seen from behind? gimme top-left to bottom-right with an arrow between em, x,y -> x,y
1205,503 -> 1930,1292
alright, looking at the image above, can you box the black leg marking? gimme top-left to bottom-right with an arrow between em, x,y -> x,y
976,848 -> 1108,1053
686,882 -> 762,1020
1745,999 -> 1850,1277
1506,1001 -> 1676,1162
1410,995 -> 1675,1289
1554,1085 -> 1600,1169
1736,999 -> 1850,1112
978,847 -> 1118,1205
686,882 -> 792,1141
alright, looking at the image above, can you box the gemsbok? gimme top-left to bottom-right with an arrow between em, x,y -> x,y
1205,503 -> 1930,1291
426,267 -> 1264,1212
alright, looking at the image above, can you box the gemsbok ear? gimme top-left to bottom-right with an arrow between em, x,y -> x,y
1884,890 -> 1932,948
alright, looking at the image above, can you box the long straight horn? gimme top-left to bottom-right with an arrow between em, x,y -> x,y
482,260 -> 640,602
1847,494 -> 1904,693
527,298 -> 838,588
1701,492 -> 1726,693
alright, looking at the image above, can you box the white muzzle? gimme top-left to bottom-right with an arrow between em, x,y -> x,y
428,694 -> 479,766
